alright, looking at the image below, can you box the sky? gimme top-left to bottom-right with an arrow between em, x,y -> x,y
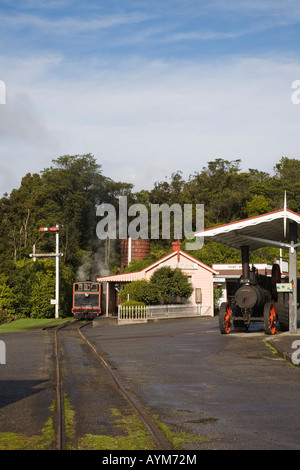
1,0 -> 300,196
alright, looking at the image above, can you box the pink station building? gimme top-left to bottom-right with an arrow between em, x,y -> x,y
97,240 -> 218,317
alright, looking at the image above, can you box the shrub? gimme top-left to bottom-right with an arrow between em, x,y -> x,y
120,280 -> 160,305
150,266 -> 193,304
0,274 -> 17,316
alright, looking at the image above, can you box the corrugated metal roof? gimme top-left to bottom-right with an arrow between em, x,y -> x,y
195,209 -> 300,251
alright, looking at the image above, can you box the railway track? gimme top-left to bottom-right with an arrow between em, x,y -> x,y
53,323 -> 67,450
53,321 -> 172,451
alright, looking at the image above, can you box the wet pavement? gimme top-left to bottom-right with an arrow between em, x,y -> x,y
0,330 -> 54,437
0,315 -> 299,450
85,315 -> 300,450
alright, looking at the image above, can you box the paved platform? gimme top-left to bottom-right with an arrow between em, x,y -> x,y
0,330 -> 54,439
94,315 -> 300,367
267,329 -> 300,365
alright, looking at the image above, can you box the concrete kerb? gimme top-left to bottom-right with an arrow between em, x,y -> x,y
93,316 -> 118,327
265,329 -> 300,366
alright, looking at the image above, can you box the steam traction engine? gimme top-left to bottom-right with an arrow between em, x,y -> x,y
219,246 -> 289,335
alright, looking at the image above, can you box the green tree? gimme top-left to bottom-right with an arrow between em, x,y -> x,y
11,259 -> 38,317
0,173 -> 46,264
274,157 -> 300,212
40,154 -> 107,265
183,239 -> 241,267
186,158 -> 251,224
120,280 -> 160,305
0,274 -> 17,315
245,195 -> 272,217
40,154 -> 134,270
150,266 -> 193,304
30,270 -> 56,318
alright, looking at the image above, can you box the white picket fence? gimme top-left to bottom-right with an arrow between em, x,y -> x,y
118,305 -> 147,323
118,303 -> 211,324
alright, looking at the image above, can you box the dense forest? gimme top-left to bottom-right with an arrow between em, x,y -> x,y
0,154 -> 299,318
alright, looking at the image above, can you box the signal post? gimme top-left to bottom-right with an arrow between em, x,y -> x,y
30,225 -> 63,319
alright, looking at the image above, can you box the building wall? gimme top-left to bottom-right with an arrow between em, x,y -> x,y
98,248 -> 216,317
143,252 -> 214,315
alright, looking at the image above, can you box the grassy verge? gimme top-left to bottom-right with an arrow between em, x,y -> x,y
75,407 -> 157,450
0,317 -> 74,333
69,401 -> 209,450
0,397 -> 210,450
0,403 -> 56,450
152,415 -> 210,449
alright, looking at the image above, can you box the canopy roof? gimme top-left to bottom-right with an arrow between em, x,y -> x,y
195,209 -> 300,251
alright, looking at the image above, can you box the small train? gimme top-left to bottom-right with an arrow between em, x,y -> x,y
72,281 -> 101,319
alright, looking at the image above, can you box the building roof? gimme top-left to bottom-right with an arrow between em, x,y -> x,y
213,262 -> 289,278
195,208 -> 300,251
97,248 -> 218,283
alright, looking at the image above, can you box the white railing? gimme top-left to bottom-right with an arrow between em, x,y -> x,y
147,304 -> 201,317
118,303 -> 211,323
118,305 -> 147,323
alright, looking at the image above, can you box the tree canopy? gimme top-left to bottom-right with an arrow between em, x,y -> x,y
0,154 -> 299,318
150,266 -> 194,304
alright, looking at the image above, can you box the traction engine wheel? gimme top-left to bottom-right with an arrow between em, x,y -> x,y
264,301 -> 277,335
277,292 -> 289,331
219,302 -> 232,334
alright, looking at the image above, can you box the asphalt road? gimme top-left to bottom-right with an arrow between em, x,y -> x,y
85,316 -> 300,450
0,329 -> 54,438
0,316 -> 300,450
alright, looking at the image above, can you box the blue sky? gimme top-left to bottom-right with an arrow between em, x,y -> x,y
1,0 -> 300,195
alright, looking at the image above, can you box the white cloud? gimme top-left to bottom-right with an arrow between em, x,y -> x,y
0,10 -> 156,35
1,53 -> 300,197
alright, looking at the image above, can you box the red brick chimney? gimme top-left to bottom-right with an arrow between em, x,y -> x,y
172,240 -> 181,262
172,240 -> 181,252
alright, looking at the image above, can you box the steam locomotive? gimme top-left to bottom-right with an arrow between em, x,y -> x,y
72,281 -> 101,319
219,246 -> 289,335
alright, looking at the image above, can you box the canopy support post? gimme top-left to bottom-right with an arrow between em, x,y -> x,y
289,221 -> 298,334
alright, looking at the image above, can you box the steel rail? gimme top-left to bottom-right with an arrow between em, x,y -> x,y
52,320 -> 172,450
78,322 -> 172,450
53,324 -> 68,450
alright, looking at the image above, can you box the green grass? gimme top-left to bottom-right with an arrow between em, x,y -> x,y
0,317 -> 73,333
74,407 -> 210,450
0,403 -> 56,450
76,408 -> 157,450
152,415 -> 210,449
0,392 -> 211,450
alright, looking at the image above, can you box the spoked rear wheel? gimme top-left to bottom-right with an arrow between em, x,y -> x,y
277,292 -> 289,331
219,302 -> 232,334
264,301 -> 277,335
